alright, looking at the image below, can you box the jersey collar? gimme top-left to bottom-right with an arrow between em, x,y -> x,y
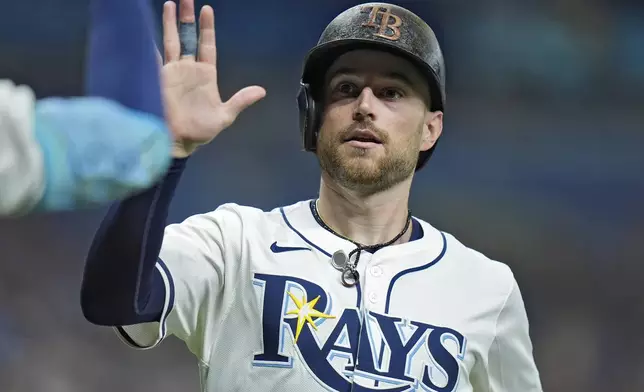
279,200 -> 445,264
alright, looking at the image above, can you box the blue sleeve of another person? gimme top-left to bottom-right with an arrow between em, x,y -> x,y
32,97 -> 171,211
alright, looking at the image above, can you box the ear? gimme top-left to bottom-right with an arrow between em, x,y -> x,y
420,111 -> 443,152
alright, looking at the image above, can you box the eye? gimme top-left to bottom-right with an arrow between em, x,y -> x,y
335,82 -> 359,96
379,88 -> 404,100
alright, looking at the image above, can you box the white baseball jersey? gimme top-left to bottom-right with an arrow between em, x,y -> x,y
117,200 -> 542,391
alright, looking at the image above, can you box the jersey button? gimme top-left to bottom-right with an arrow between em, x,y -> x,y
370,266 -> 383,277
368,292 -> 379,303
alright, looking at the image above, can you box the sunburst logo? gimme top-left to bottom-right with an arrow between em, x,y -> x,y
286,291 -> 335,344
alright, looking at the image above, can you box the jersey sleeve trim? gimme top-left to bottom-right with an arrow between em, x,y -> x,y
113,258 -> 175,350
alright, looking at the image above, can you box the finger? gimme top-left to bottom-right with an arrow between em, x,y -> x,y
162,1 -> 180,62
197,6 -> 216,65
178,0 -> 196,23
178,0 -> 197,59
223,86 -> 267,121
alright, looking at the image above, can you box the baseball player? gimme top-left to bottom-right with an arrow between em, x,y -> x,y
0,0 -> 170,216
81,1 -> 543,391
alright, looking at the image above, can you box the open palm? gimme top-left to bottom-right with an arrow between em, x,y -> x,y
160,0 -> 266,157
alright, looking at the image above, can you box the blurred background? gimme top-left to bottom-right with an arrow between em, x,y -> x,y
0,0 -> 643,391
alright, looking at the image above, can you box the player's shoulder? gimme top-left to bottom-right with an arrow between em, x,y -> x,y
416,217 -> 516,286
203,199 -> 309,221
167,199 -> 310,231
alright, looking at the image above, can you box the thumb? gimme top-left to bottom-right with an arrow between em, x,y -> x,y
224,86 -> 266,118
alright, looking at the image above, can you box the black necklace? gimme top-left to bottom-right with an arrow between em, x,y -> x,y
309,200 -> 412,287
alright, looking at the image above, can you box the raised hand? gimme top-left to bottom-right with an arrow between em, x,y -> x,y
160,0 -> 266,157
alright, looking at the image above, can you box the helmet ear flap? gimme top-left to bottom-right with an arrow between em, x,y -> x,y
297,82 -> 319,152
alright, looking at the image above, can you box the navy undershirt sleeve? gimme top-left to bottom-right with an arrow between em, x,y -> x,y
80,158 -> 187,326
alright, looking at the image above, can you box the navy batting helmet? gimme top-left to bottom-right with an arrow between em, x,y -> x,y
297,2 -> 446,170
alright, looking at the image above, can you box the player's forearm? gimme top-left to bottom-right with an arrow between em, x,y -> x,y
80,158 -> 187,325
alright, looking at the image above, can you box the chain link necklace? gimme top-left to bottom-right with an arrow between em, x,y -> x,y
309,200 -> 412,287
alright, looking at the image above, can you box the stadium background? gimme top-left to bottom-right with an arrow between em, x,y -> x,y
0,0 -> 643,391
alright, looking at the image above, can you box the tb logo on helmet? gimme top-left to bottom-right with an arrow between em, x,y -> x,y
361,5 -> 403,41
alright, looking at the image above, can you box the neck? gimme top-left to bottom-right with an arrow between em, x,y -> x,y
316,173 -> 413,246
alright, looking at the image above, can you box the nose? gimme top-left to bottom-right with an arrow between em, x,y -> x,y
353,87 -> 376,122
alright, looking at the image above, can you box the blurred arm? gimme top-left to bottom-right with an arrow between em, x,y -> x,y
85,0 -> 164,118
0,80 -> 172,216
32,96 -> 170,211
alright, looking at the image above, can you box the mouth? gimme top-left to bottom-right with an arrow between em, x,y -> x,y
343,130 -> 383,146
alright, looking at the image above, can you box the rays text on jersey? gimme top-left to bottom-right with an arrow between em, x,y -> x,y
253,273 -> 467,392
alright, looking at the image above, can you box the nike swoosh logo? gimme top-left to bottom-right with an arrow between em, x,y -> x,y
270,242 -> 310,253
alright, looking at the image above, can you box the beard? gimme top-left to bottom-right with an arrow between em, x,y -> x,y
316,121 -> 420,195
